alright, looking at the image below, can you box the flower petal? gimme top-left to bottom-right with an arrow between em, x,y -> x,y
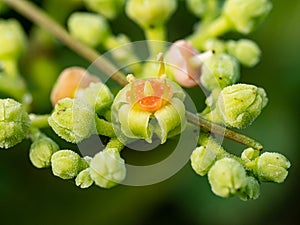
154,98 -> 186,143
118,104 -> 152,142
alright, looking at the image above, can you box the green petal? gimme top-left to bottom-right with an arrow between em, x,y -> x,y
169,80 -> 186,101
128,106 -> 152,142
154,98 -> 186,143
118,104 -> 152,142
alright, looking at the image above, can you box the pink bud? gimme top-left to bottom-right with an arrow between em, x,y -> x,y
166,40 -> 201,87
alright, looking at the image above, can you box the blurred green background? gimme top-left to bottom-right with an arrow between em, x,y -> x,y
0,0 -> 299,224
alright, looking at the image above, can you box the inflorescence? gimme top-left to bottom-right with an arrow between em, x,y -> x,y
0,0 -> 290,200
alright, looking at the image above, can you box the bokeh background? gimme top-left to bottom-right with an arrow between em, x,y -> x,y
0,0 -> 299,224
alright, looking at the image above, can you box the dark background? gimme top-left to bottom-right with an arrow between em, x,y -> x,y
0,0 -> 299,224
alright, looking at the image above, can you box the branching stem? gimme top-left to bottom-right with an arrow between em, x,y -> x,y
4,0 -> 263,150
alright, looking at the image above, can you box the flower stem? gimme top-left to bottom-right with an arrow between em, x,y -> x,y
187,16 -> 231,49
5,0 -> 263,151
1,0 -> 128,86
29,114 -> 50,128
105,137 -> 124,153
95,117 -> 115,137
186,111 -> 263,150
144,25 -> 166,57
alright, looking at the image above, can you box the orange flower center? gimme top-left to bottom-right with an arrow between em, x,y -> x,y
126,78 -> 173,112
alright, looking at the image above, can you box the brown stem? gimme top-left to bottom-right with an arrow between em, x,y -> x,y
186,111 -> 263,150
1,0 -> 128,86
4,0 -> 263,150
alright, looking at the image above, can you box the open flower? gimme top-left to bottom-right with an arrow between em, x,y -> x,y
112,74 -> 186,144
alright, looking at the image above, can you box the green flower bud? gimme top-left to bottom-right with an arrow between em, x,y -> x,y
89,149 -> 126,188
76,82 -> 114,115
112,78 -> 186,144
208,158 -> 247,198
0,98 -> 30,149
204,39 -> 226,54
223,0 -> 272,34
198,132 -> 228,158
29,136 -> 59,168
75,168 -> 94,188
83,0 -> 125,19
239,176 -> 260,201
51,150 -> 88,179
68,12 -> 109,47
226,39 -> 261,67
0,19 -> 26,59
255,152 -> 291,183
200,53 -> 240,91
241,147 -> 259,163
126,0 -> 177,28
191,146 -> 216,176
48,98 -> 95,143
215,84 -> 268,129
186,0 -> 207,18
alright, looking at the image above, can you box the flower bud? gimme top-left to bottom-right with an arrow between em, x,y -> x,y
223,0 -> 272,34
48,98 -> 95,143
29,136 -> 59,168
239,176 -> 260,201
165,40 -> 201,87
204,39 -> 226,54
255,152 -> 291,183
208,158 -> 247,198
0,19 -> 26,59
215,84 -> 268,129
191,146 -> 216,176
89,149 -> 126,188
186,0 -> 207,18
51,150 -> 88,179
50,67 -> 100,106
0,98 -> 30,149
200,53 -> 239,91
126,0 -> 177,28
241,147 -> 259,163
75,168 -> 94,188
226,39 -> 261,67
68,12 -> 109,47
76,82 -> 114,115
83,0 -> 125,19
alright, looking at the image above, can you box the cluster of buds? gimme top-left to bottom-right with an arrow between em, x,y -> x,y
0,0 -> 291,200
28,66 -> 126,189
191,134 -> 290,200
